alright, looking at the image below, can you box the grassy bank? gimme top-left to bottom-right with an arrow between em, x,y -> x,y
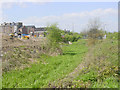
2,39 -> 118,88
2,40 -> 88,88
72,39 -> 118,88
48,39 -> 118,88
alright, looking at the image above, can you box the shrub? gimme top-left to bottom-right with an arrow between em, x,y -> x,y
46,24 -> 63,55
63,33 -> 80,43
106,32 -> 118,40
47,24 -> 62,43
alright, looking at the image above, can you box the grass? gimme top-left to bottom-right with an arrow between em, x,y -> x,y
73,39 -> 118,88
2,39 -> 119,88
2,40 -> 88,88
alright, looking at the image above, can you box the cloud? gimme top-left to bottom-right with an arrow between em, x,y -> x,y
0,0 -> 53,23
0,0 -> 52,23
0,1 -> 118,32
22,8 -> 117,32
0,0 -> 53,9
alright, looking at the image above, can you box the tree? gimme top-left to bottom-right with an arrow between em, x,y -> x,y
87,18 -> 104,39
47,24 -> 62,44
46,24 -> 62,55
87,18 -> 105,45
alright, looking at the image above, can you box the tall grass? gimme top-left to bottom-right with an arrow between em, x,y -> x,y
2,40 -> 88,88
73,39 -> 118,88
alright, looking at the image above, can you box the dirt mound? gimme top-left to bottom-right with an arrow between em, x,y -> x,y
2,34 -> 24,47
2,34 -> 61,72
2,34 -> 46,72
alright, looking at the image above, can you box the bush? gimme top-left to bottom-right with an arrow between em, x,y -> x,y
63,33 -> 80,43
46,24 -> 63,55
106,32 -> 118,40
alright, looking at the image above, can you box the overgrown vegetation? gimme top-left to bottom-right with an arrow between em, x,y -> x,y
61,32 -> 81,43
106,32 -> 118,40
46,24 -> 63,55
80,18 -> 105,46
73,39 -> 118,88
2,40 -> 88,88
2,29 -> 63,72
48,39 -> 118,88
2,23 -> 119,88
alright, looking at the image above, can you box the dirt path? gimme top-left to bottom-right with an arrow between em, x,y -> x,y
64,47 -> 94,79
68,47 -> 94,79
50,46 -> 95,88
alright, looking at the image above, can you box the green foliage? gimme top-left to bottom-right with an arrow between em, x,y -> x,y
50,39 -> 118,88
46,24 -> 63,55
73,39 -> 118,88
62,33 -> 80,42
87,29 -> 104,39
43,32 -> 47,37
2,32 -> 118,88
87,29 -> 105,46
85,18 -> 105,45
2,40 -> 88,88
60,29 -> 81,43
106,32 -> 118,40
47,24 -> 62,44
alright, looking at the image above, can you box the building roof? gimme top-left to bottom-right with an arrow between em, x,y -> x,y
25,25 -> 35,28
1,22 -> 23,26
35,27 -> 46,31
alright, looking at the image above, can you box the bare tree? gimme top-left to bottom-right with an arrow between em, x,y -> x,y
87,17 -> 104,39
87,17 -> 101,30
86,18 -> 105,45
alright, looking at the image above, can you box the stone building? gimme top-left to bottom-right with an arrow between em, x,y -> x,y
34,27 -> 46,37
0,22 -> 23,35
18,25 -> 35,35
0,22 -> 47,37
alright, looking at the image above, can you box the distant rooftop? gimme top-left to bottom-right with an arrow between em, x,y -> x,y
35,27 -> 46,31
1,22 -> 22,26
25,25 -> 36,28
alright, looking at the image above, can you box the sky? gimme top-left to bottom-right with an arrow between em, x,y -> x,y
0,1 -> 118,33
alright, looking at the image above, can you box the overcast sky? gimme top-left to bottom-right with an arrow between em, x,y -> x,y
1,1 -> 118,33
